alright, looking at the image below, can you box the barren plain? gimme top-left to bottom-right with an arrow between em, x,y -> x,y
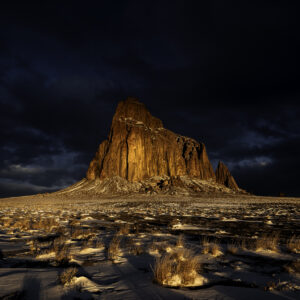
0,194 -> 299,299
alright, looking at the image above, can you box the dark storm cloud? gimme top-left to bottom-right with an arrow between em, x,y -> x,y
0,1 -> 299,197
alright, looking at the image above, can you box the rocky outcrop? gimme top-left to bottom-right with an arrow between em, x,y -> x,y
87,98 -> 216,182
55,175 -> 240,197
215,161 -> 239,190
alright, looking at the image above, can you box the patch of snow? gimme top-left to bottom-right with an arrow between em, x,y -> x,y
172,224 -> 202,230
36,252 -> 55,260
79,247 -> 104,255
69,276 -> 102,293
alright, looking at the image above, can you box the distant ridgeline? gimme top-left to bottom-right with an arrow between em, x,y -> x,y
58,98 -> 247,196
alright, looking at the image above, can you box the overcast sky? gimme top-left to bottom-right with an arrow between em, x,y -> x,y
1,1 -> 299,197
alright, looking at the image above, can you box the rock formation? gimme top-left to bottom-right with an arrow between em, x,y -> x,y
87,98 -> 216,182
215,161 -> 239,190
53,97 -> 244,196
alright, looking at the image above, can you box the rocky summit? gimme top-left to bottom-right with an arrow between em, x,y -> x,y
87,98 -> 215,182
58,98 -> 245,196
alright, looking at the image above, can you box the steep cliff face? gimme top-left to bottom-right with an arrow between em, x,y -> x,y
86,98 -> 216,182
215,161 -> 239,190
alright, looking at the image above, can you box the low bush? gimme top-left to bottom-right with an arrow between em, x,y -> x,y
286,236 -> 300,253
59,267 -> 78,285
255,232 -> 280,252
227,243 -> 239,255
153,248 -> 201,287
176,234 -> 185,248
108,235 -> 122,261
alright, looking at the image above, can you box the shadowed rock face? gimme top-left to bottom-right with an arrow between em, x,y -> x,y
215,161 -> 239,190
86,98 -> 216,182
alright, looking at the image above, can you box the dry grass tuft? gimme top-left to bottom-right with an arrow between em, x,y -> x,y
52,236 -> 67,252
71,228 -> 92,239
201,237 -> 222,256
117,223 -> 130,235
210,241 -> 222,256
284,261 -> 300,274
59,267 -> 78,285
149,240 -> 171,255
130,244 -> 144,256
227,243 -> 239,255
286,236 -> 300,253
240,239 -> 247,250
13,217 -> 59,232
176,234 -> 185,248
108,235 -> 122,261
29,240 -> 40,255
264,280 -> 295,292
153,248 -> 201,287
52,237 -> 70,265
255,232 -> 280,252
55,245 -> 71,266
89,237 -> 104,248
201,236 -> 210,254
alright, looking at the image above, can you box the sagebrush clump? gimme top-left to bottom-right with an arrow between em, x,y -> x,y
59,268 -> 78,285
286,236 -> 300,253
153,248 -> 202,287
108,235 -> 122,262
255,233 -> 280,252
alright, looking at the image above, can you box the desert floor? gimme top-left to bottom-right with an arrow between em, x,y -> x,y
0,194 -> 299,299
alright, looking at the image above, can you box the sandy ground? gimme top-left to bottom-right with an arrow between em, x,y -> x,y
0,194 -> 299,299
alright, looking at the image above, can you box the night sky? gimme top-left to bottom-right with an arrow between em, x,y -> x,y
1,1 -> 300,198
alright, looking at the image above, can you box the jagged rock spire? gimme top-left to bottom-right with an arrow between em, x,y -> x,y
86,97 -> 216,182
215,161 -> 239,190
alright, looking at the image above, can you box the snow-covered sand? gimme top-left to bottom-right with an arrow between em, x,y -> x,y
0,194 -> 299,299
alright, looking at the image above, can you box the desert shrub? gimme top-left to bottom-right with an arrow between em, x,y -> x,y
108,235 -> 122,261
72,228 -> 93,240
55,245 -> 70,266
264,281 -> 278,291
201,236 -> 210,254
29,239 -> 40,255
59,267 -> 78,285
149,241 -> 171,254
14,218 -> 33,231
95,238 -> 104,248
123,236 -> 135,247
54,226 -> 68,236
168,218 -> 179,229
117,223 -> 130,235
264,280 -> 295,291
176,234 -> 185,248
87,237 -> 104,248
34,217 -> 59,231
80,239 -> 90,250
240,238 -> 247,250
52,236 -> 67,252
210,241 -> 222,256
201,237 -> 222,256
255,232 -> 280,252
12,216 -> 59,232
71,228 -> 86,239
227,243 -> 239,255
286,236 -> 300,253
153,248 -> 201,287
284,260 -> 300,274
149,240 -> 159,252
133,223 -> 140,234
130,244 -> 144,256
